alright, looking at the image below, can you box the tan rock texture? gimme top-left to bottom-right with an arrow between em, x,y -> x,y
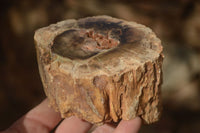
34,15 -> 163,124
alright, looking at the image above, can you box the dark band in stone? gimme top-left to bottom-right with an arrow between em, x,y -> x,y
52,17 -> 143,60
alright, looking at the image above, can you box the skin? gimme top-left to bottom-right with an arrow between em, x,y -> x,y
0,99 -> 141,133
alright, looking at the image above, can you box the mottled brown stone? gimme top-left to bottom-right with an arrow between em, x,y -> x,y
34,15 -> 163,124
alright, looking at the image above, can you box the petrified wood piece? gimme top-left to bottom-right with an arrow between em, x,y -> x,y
34,16 -> 163,124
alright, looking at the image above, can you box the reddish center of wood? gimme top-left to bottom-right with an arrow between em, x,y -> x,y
86,30 -> 119,49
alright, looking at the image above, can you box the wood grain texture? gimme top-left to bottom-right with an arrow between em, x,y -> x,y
34,16 -> 163,124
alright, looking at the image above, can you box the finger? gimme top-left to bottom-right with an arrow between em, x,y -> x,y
113,117 -> 142,133
25,98 -> 61,129
55,116 -> 92,133
92,124 -> 115,133
5,98 -> 62,133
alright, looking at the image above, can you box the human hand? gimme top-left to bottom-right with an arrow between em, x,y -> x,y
1,99 -> 141,133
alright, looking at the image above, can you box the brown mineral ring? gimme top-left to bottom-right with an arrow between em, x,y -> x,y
34,16 -> 164,125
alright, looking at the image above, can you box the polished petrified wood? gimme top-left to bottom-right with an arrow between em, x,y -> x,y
34,16 -> 163,124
